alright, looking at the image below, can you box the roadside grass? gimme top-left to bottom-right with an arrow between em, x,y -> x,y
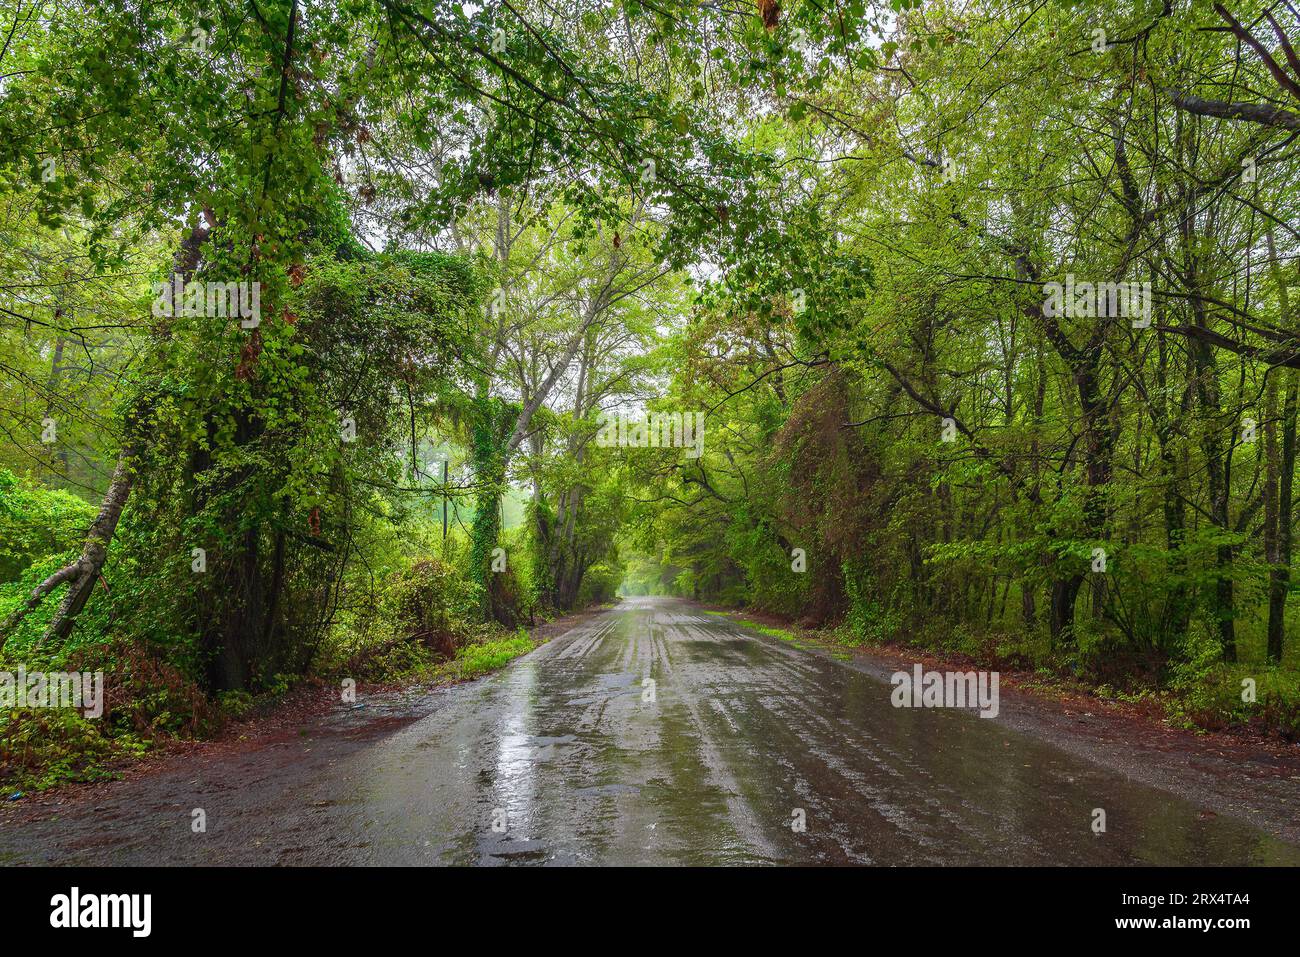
436,630 -> 535,682
705,609 -> 804,647
747,622 -> 799,642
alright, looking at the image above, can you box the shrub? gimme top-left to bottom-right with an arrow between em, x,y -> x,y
0,708 -> 145,792
0,469 -> 95,583
382,558 -> 481,659
65,637 -> 218,737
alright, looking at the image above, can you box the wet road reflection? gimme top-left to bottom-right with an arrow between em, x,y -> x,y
344,597 -> 1300,865
3,597 -> 1297,866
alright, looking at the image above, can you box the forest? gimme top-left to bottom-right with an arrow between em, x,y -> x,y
3,0 -> 1300,793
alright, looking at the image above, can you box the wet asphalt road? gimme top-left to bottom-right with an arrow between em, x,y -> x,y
2,596 -> 1298,865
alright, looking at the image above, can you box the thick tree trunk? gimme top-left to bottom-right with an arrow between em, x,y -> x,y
1013,235 -> 1115,647
1264,371 -> 1282,658
1049,575 -> 1083,646
1271,379 -> 1296,664
1266,231 -> 1295,663
468,397 -> 511,622
1183,221 -> 1237,661
1153,294 -> 1192,649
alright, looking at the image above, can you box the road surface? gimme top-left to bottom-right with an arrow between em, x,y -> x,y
2,597 -> 1298,865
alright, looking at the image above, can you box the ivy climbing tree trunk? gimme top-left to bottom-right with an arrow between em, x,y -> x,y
468,395 -> 512,623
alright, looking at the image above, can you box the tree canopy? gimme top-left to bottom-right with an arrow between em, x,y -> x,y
4,0 -> 1300,785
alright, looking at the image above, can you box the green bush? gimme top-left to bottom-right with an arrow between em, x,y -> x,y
0,469 -> 95,583
578,560 -> 623,606
382,558 -> 482,659
0,708 -> 148,792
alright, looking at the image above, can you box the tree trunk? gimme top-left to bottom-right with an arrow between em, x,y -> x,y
1272,377 -> 1296,664
1183,223 -> 1237,661
41,445 -> 139,645
1266,231 -> 1295,663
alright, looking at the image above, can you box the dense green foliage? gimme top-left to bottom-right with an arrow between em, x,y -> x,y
617,0 -> 1300,737
4,0 -> 1300,788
